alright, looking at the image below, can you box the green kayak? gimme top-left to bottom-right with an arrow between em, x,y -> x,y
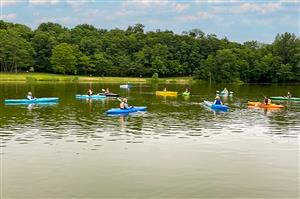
270,96 -> 300,101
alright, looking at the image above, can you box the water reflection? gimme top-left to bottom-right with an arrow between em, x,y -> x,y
0,82 -> 299,149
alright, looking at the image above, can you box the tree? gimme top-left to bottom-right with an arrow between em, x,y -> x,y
50,43 -> 77,74
0,29 -> 35,72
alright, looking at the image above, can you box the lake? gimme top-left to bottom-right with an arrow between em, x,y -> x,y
0,82 -> 299,198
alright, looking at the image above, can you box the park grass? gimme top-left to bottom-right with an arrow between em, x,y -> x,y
0,73 -> 194,84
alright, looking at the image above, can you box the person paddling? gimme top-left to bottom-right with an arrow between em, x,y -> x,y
264,96 -> 271,105
105,88 -> 110,94
87,88 -> 93,96
222,88 -> 228,94
214,96 -> 222,105
27,91 -> 36,100
120,98 -> 132,109
287,92 -> 292,98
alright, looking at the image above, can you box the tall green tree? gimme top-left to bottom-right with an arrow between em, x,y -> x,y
50,43 -> 77,74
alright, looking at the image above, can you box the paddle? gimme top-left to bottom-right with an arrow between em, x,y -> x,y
97,89 -> 106,95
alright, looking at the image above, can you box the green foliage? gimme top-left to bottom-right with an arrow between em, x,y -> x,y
50,43 -> 77,74
0,20 -> 299,83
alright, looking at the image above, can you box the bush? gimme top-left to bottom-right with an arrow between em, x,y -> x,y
26,76 -> 37,83
152,73 -> 159,82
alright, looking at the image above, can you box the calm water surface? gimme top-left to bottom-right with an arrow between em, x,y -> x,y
0,82 -> 299,198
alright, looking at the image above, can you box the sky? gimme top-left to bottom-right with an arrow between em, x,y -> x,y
0,0 -> 299,43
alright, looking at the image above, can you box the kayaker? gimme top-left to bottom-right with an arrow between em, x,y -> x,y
87,89 -> 93,96
105,88 -> 110,94
120,98 -> 132,109
264,96 -> 271,105
213,96 -> 222,105
222,88 -> 228,94
26,92 -> 36,100
287,92 -> 292,98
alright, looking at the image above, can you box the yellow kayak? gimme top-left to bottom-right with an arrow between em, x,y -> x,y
156,91 -> 178,96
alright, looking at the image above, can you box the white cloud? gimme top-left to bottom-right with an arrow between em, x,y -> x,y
174,3 -> 190,12
212,2 -> 282,14
66,0 -> 90,8
122,0 -> 171,9
1,0 -> 22,6
194,0 -> 237,4
177,11 -> 217,22
279,0 -> 299,3
28,0 -> 60,5
2,13 -> 17,20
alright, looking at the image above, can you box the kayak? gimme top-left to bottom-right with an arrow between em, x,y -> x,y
120,84 -> 133,89
182,92 -> 190,96
270,96 -> 300,101
75,94 -> 106,99
106,106 -> 147,114
217,91 -> 233,96
4,97 -> 59,104
247,102 -> 284,108
156,91 -> 178,96
6,102 -> 58,106
98,93 -> 119,97
203,100 -> 228,111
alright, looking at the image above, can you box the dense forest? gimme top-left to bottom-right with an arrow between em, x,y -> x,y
0,20 -> 299,83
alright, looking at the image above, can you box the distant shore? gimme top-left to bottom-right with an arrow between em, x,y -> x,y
0,73 -> 194,84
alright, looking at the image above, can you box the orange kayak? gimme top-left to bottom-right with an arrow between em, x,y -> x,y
248,102 -> 284,108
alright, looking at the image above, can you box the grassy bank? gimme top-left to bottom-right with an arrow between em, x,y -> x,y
0,73 -> 194,84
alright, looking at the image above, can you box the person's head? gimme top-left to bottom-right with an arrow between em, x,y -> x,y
185,88 -> 188,91
88,88 -> 92,91
123,98 -> 128,103
215,96 -> 220,100
288,91 -> 290,94
224,88 -> 227,90
28,91 -> 32,96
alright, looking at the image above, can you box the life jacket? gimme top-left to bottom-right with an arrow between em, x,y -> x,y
215,99 -> 221,104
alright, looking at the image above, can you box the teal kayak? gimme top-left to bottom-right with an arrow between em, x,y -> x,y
270,96 -> 300,101
106,106 -> 147,114
5,97 -> 59,104
75,94 -> 106,99
203,101 -> 228,111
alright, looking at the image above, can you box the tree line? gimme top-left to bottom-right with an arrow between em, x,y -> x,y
0,20 -> 299,83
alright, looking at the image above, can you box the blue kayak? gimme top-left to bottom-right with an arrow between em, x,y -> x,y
106,106 -> 147,114
204,101 -> 228,111
75,94 -> 106,99
5,97 -> 59,104
120,84 -> 133,89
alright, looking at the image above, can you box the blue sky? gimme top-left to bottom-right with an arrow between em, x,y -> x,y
1,0 -> 299,43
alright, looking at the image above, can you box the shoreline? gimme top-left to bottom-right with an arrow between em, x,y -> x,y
0,73 -> 194,84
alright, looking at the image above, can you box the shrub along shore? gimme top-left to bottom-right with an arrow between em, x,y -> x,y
0,73 -> 194,84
